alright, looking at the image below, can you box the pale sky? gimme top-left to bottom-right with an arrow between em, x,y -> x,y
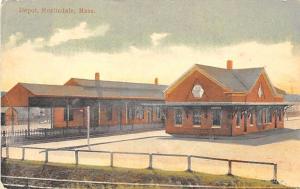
1,0 -> 300,93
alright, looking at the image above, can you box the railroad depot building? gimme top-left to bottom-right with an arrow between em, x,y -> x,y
1,60 -> 290,136
164,61 -> 289,136
1,74 -> 167,129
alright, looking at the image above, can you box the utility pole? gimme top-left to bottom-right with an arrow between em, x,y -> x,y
87,106 -> 91,150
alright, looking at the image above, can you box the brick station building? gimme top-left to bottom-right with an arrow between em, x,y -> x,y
1,60 -> 290,136
1,74 -> 167,129
164,60 -> 289,136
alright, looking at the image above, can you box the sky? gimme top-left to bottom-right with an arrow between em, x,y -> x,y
1,0 -> 300,93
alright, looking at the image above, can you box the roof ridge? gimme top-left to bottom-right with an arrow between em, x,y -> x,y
196,64 -> 264,70
71,78 -> 168,86
19,82 -> 84,88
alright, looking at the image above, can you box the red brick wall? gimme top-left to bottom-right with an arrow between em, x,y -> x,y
246,73 -> 283,102
53,104 -> 163,128
166,108 -> 232,136
165,70 -> 283,103
53,107 -> 85,128
165,68 -> 284,136
165,70 -> 230,102
4,107 -> 18,126
1,84 -> 33,107
166,107 -> 285,136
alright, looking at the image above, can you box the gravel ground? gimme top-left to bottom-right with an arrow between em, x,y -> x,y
5,118 -> 300,187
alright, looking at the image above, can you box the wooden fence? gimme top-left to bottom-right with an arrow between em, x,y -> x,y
3,146 -> 279,184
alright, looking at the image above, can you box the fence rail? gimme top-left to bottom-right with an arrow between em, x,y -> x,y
2,146 -> 279,184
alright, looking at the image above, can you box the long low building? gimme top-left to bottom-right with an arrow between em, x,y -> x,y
1,74 -> 167,129
1,60 -> 291,136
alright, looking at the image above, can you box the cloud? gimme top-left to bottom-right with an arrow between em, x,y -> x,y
5,32 -> 23,48
150,33 -> 169,46
1,36 -> 300,94
4,22 -> 110,50
47,22 -> 110,47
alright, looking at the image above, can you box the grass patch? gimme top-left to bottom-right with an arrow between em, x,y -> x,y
2,159 -> 288,188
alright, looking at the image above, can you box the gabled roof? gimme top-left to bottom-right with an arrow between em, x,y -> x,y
195,64 -> 264,92
166,64 -> 277,95
18,80 -> 167,100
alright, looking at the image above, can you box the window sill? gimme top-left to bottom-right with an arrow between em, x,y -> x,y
211,125 -> 221,128
174,124 -> 182,127
193,125 -> 201,128
236,126 -> 241,128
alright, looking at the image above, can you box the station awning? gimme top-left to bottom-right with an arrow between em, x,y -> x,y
164,101 -> 293,107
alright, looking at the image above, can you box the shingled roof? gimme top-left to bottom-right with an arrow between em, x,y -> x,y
195,64 -> 266,92
165,63 -> 281,97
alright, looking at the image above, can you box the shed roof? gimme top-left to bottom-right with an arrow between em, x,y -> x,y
284,94 -> 300,102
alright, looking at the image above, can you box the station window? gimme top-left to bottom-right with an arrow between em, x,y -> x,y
278,110 -> 282,121
135,106 -> 144,119
265,108 -> 272,123
212,108 -> 221,127
126,105 -> 131,121
236,111 -> 241,127
249,112 -> 254,125
64,108 -> 74,121
257,109 -> 263,125
267,109 -> 272,123
106,104 -> 113,121
175,109 -> 182,125
156,107 -> 161,119
193,110 -> 201,126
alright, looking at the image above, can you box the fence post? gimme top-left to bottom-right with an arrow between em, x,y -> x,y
75,150 -> 79,165
148,153 -> 153,169
187,155 -> 192,172
272,164 -> 279,184
22,147 -> 25,160
110,152 -> 114,167
227,160 -> 232,176
45,149 -> 48,163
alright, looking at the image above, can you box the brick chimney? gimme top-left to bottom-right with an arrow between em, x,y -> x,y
227,60 -> 233,70
95,72 -> 100,80
154,77 -> 159,85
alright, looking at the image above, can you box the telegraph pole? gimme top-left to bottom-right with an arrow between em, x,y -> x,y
87,106 -> 91,150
